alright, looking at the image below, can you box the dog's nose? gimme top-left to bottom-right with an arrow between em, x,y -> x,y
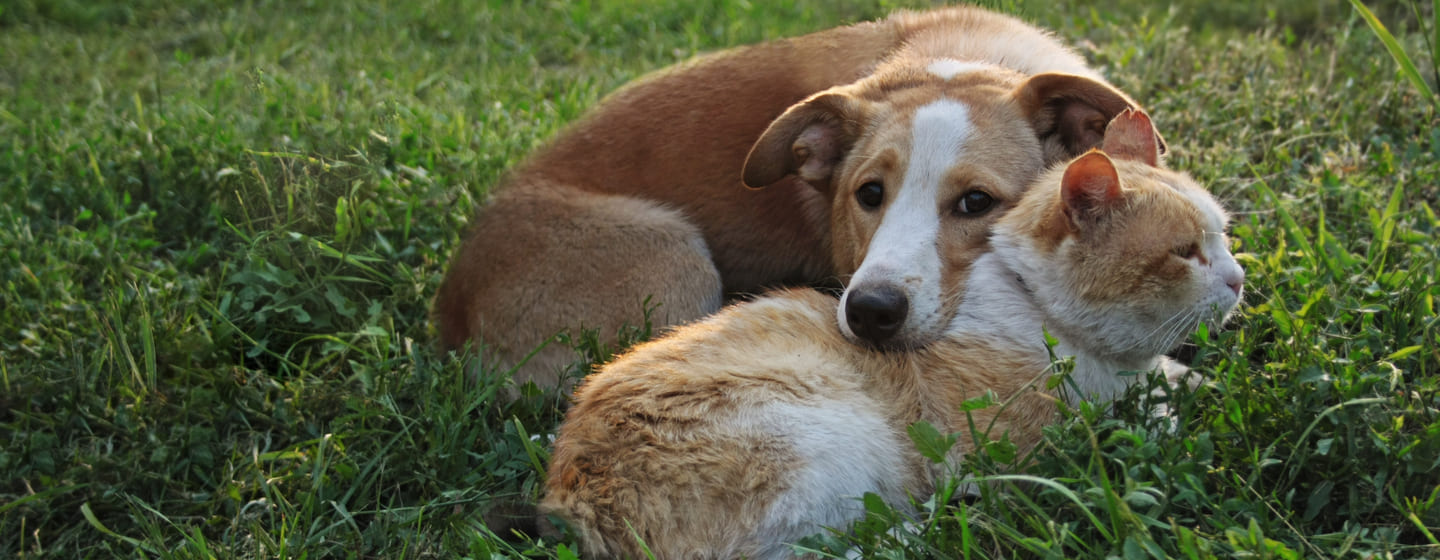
845,285 -> 909,346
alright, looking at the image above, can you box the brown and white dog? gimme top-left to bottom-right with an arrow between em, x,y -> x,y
433,6 -> 1164,389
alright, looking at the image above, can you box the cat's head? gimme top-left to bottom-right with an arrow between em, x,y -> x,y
993,109 -> 1244,361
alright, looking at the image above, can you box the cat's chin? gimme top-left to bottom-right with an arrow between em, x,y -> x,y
1195,297 -> 1242,335
1133,311 -> 1234,360
1072,318 -> 1202,366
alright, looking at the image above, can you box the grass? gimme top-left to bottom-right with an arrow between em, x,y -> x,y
1,0 -> 1437,558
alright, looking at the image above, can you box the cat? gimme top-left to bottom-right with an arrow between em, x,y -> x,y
539,109 -> 1244,560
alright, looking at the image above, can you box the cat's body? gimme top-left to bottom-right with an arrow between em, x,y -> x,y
541,111 -> 1244,560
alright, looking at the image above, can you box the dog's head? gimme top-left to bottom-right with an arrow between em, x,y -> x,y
743,58 -> 1163,349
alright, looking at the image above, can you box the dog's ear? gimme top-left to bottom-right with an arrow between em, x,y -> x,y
743,92 -> 864,190
1013,73 -> 1168,164
1100,108 -> 1161,167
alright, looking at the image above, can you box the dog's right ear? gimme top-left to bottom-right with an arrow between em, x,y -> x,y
743,92 -> 864,190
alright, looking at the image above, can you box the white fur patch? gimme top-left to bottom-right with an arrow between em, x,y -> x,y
841,99 -> 975,342
742,401 -> 909,559
926,58 -> 989,80
1177,186 -> 1244,312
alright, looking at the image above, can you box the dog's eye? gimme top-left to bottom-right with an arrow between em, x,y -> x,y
954,190 -> 995,216
855,182 -> 884,210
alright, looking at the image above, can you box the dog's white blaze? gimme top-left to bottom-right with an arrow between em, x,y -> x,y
841,99 -> 975,340
926,58 -> 988,80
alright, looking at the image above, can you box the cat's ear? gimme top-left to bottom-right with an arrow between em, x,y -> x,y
744,91 -> 866,191
1101,108 -> 1161,167
1061,150 -> 1122,227
1013,73 -> 1168,164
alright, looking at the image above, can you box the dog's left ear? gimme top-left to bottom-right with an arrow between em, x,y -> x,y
743,91 -> 866,191
1100,108 -> 1162,167
1013,73 -> 1168,164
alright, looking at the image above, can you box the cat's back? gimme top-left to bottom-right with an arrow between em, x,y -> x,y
564,288 -> 861,413
543,289 -> 906,560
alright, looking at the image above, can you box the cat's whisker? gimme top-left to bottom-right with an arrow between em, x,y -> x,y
1148,321 -> 1193,355
1155,309 -> 1202,351
1133,305 -> 1211,358
1117,308 -> 1195,354
1216,187 -> 1247,210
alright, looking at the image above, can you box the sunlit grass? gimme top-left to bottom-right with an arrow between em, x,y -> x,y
2,1 -> 1437,557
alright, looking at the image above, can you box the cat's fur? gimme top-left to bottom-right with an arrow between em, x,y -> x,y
540,110 -> 1243,560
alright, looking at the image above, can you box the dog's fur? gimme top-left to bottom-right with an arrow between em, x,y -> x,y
434,6 -> 1163,389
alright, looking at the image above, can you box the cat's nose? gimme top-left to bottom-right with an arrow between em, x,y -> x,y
845,285 -> 909,346
1223,266 -> 1245,296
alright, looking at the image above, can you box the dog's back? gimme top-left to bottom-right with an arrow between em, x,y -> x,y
505,6 -> 1113,289
435,6 -> 1157,391
433,13 -> 906,386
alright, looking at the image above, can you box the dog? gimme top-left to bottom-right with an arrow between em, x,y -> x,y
433,6 -> 1165,390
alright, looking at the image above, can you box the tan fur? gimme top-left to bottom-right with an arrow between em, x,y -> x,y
543,289 -> 1063,559
543,291 -> 859,558
542,111 -> 1241,558
435,6 -> 1163,389
539,289 -> 1067,560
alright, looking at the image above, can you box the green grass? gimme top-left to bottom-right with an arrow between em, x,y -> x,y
2,0 -> 1437,558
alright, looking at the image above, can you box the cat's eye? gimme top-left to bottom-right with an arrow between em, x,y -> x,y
954,190 -> 995,216
855,182 -> 884,210
1171,242 -> 1202,261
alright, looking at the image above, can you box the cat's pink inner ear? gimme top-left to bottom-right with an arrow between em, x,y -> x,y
1061,150 -> 1122,222
1100,108 -> 1160,167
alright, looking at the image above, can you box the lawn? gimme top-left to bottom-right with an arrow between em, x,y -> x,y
1,0 -> 1437,558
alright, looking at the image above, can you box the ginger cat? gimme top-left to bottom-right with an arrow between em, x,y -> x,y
540,110 -> 1244,560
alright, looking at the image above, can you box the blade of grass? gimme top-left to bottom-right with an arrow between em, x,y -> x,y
1372,178 -> 1405,271
514,417 -> 549,482
972,474 -> 1114,542
1250,169 -> 1318,272
1281,397 -> 1390,476
80,502 -> 159,554
958,501 -> 973,560
1426,0 -> 1439,93
1350,0 -> 1437,101
0,485 -> 87,515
